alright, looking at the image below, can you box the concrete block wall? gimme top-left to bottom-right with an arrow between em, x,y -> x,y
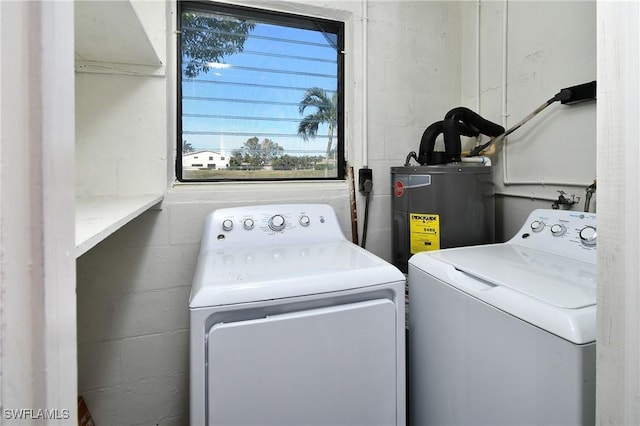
77,206 -> 192,426
360,1 -> 462,258
76,1 -> 597,424
76,183 -> 352,425
460,1 -> 596,240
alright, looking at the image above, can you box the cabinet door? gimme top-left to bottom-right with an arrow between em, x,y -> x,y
207,299 -> 397,426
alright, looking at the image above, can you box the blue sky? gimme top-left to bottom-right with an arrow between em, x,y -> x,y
182,20 -> 339,157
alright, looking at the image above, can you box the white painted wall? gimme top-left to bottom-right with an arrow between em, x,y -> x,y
76,2 -> 357,424
75,1 -> 464,424
1,1 -> 77,423
365,1 -> 462,257
460,0 -> 597,241
76,74 -> 167,198
76,183 -> 353,424
7,0 -> 634,425
596,2 -> 640,424
76,1 -> 638,426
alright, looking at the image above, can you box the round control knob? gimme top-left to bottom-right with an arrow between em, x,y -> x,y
579,226 -> 597,246
530,220 -> 545,233
268,214 -> 286,232
243,218 -> 254,230
550,224 -> 566,236
299,215 -> 311,227
222,219 -> 234,231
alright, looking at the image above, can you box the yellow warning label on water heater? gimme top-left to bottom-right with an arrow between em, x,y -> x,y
409,213 -> 440,254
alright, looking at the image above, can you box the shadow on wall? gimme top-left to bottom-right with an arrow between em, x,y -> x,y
76,208 -> 192,425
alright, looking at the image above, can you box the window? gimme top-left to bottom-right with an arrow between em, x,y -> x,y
178,1 -> 345,181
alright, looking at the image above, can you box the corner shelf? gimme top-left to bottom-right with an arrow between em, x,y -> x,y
76,195 -> 164,257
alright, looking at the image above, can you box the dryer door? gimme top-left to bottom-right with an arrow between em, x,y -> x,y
206,299 -> 397,426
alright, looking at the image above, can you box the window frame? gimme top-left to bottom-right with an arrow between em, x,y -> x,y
176,1 -> 346,182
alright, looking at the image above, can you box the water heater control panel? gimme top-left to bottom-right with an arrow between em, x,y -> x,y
509,209 -> 596,264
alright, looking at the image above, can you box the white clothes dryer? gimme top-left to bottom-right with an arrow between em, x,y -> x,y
189,204 -> 406,426
408,209 -> 596,425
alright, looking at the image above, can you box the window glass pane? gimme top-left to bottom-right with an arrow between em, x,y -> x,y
179,2 -> 344,181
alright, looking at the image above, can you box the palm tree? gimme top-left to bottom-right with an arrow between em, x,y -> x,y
297,88 -> 337,170
182,140 -> 195,154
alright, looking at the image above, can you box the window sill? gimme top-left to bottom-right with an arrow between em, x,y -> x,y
169,179 -> 347,190
165,180 -> 349,204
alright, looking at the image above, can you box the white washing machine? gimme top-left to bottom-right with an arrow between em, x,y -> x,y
189,204 -> 406,426
408,209 -> 596,425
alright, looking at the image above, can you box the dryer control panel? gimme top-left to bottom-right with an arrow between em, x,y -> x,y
508,209 -> 596,264
199,204 -> 347,252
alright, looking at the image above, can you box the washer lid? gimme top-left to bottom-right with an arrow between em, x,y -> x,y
409,244 -> 596,344
428,244 -> 596,309
189,240 -> 405,308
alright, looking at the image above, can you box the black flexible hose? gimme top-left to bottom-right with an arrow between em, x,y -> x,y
444,107 -> 504,137
405,151 -> 418,166
360,179 -> 373,249
445,107 -> 504,159
417,121 -> 444,165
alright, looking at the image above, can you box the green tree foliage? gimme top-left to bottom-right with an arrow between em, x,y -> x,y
181,12 -> 255,78
272,154 -> 323,170
228,151 -> 245,168
182,140 -> 195,154
258,138 -> 284,164
297,87 -> 338,163
242,137 -> 264,167
230,137 -> 285,169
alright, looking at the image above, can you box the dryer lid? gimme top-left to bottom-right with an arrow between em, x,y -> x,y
425,244 -> 596,309
189,240 -> 405,308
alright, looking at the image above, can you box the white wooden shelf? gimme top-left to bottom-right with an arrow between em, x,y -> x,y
74,1 -> 167,257
75,195 -> 163,258
74,1 -> 163,76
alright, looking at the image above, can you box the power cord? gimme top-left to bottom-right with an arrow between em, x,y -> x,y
360,178 -> 373,249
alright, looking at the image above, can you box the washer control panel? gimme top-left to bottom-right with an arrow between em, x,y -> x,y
200,204 -> 346,251
510,209 -> 596,263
